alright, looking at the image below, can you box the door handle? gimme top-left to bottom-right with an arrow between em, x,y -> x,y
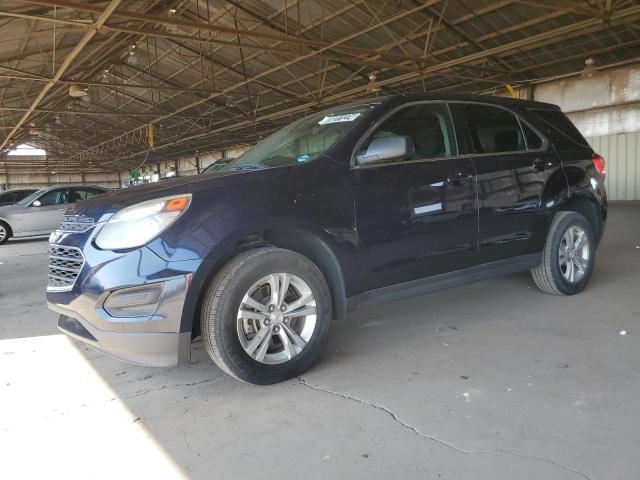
532,158 -> 556,171
446,170 -> 473,186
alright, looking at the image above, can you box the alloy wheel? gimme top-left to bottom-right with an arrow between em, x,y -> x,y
236,273 -> 317,365
558,225 -> 590,283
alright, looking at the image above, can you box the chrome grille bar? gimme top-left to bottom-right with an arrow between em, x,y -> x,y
47,245 -> 85,291
59,215 -> 96,233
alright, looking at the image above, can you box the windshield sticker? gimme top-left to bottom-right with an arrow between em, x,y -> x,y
297,154 -> 310,163
318,113 -> 361,125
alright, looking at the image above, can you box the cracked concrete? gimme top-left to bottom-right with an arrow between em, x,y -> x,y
297,376 -> 594,480
1,202 -> 639,479
298,375 -> 470,455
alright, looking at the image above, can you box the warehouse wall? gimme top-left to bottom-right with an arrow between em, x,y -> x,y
0,163 -> 120,190
117,145 -> 249,187
534,64 -> 640,200
587,133 -> 640,200
0,146 -> 249,191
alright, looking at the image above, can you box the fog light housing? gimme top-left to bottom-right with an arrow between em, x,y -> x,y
103,283 -> 163,317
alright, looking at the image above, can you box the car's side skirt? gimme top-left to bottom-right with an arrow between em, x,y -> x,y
13,231 -> 50,238
347,253 -> 542,312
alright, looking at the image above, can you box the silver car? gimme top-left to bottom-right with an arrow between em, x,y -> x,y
0,185 -> 107,244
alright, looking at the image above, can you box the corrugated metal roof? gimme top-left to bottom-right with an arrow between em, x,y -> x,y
0,0 -> 639,171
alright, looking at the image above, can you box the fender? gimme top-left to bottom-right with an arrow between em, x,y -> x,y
0,216 -> 13,236
560,162 -> 607,243
178,217 -> 356,336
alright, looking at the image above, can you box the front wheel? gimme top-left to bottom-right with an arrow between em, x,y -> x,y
201,247 -> 332,384
531,211 -> 596,295
0,222 -> 10,245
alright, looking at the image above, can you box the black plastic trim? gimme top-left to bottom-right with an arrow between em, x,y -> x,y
347,253 -> 542,312
58,314 -> 97,341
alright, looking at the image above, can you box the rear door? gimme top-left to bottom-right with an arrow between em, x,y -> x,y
353,101 -> 478,293
451,102 -> 559,262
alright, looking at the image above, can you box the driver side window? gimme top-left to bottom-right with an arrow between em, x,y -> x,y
363,103 -> 457,162
36,189 -> 65,206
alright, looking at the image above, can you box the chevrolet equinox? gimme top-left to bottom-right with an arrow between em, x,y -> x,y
46,94 -> 607,384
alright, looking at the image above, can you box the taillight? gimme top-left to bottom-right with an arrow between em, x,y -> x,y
592,152 -> 606,179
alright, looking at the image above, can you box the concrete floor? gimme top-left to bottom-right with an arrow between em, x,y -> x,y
1,202 -> 639,480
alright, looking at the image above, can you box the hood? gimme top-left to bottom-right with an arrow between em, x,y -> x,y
64,167 -> 286,220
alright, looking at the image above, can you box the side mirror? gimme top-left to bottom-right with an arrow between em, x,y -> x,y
356,135 -> 415,165
31,200 -> 42,207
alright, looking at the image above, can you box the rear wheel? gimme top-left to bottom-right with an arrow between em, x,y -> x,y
201,247 -> 332,384
0,222 -> 10,245
531,211 -> 596,295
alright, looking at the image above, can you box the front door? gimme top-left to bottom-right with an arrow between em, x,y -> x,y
20,188 -> 69,234
353,102 -> 478,293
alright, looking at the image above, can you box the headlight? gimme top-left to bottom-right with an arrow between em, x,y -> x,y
95,194 -> 191,250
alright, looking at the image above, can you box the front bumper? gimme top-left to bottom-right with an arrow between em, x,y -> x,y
46,226 -> 202,367
51,309 -> 192,367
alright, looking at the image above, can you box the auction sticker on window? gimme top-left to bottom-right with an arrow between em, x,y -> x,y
318,113 -> 361,125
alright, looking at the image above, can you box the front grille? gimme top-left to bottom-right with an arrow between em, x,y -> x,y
59,215 -> 95,233
48,245 -> 85,291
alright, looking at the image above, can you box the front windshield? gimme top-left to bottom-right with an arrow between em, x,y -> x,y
221,102 -> 378,171
17,189 -> 45,206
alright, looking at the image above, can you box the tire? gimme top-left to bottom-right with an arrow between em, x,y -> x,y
201,247 -> 332,384
531,211 -> 596,295
0,221 -> 10,245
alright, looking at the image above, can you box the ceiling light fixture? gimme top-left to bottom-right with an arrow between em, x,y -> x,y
69,84 -> 88,97
127,50 -> 138,65
581,57 -> 596,78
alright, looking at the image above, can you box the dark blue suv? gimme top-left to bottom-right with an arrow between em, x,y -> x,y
47,94 -> 607,384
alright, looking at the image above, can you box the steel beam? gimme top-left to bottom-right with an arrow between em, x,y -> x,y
109,3 -> 640,161
17,0 -> 336,48
63,2 -> 437,164
0,0 -> 123,151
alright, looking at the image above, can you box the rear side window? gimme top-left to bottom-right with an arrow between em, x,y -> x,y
0,193 -> 17,203
459,104 -> 526,154
529,109 -> 589,149
364,102 -> 457,160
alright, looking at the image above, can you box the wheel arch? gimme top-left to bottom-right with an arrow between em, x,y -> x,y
0,218 -> 12,237
558,193 -> 603,243
263,226 -> 347,321
182,225 -> 348,339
